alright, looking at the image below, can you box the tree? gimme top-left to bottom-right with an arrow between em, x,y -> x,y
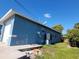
66,23 -> 79,47
74,23 -> 79,29
52,24 -> 64,33
66,23 -> 79,41
66,29 -> 79,41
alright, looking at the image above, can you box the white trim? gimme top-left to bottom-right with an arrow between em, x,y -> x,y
0,9 -> 15,24
0,9 -> 46,27
0,9 -> 60,34
0,9 -> 38,25
2,17 -> 15,45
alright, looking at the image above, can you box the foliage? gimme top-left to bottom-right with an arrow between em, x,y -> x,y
74,23 -> 79,29
65,23 -> 79,47
36,43 -> 79,59
52,24 -> 63,33
66,29 -> 79,41
66,23 -> 79,42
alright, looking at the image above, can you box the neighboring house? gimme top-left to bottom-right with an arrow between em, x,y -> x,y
0,9 -> 62,46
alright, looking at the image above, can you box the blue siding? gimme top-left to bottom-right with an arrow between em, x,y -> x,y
10,15 -> 61,46
0,25 -> 2,41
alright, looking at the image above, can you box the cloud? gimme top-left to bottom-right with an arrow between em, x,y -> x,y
44,13 -> 52,18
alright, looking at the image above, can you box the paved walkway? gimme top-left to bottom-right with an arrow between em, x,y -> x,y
0,44 -> 42,59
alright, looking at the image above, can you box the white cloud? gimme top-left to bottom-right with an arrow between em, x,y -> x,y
44,13 -> 52,18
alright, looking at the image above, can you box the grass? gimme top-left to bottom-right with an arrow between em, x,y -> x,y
36,43 -> 79,59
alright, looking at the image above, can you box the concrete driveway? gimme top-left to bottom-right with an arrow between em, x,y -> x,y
0,44 -> 42,59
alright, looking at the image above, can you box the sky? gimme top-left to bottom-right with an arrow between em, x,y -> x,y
0,0 -> 79,34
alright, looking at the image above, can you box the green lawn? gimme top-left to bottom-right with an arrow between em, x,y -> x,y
36,43 -> 79,59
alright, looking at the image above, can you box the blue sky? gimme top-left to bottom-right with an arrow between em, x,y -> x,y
0,0 -> 79,34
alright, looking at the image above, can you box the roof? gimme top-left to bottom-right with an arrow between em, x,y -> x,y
0,9 -> 61,34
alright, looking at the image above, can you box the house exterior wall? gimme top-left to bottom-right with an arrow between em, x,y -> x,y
2,17 -> 15,45
0,25 -> 2,41
10,15 -> 61,46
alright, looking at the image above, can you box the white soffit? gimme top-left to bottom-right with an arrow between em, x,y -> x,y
0,9 -> 15,24
0,9 -> 40,25
0,9 -> 60,33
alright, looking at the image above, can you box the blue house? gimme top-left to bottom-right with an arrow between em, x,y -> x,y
0,9 -> 62,46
